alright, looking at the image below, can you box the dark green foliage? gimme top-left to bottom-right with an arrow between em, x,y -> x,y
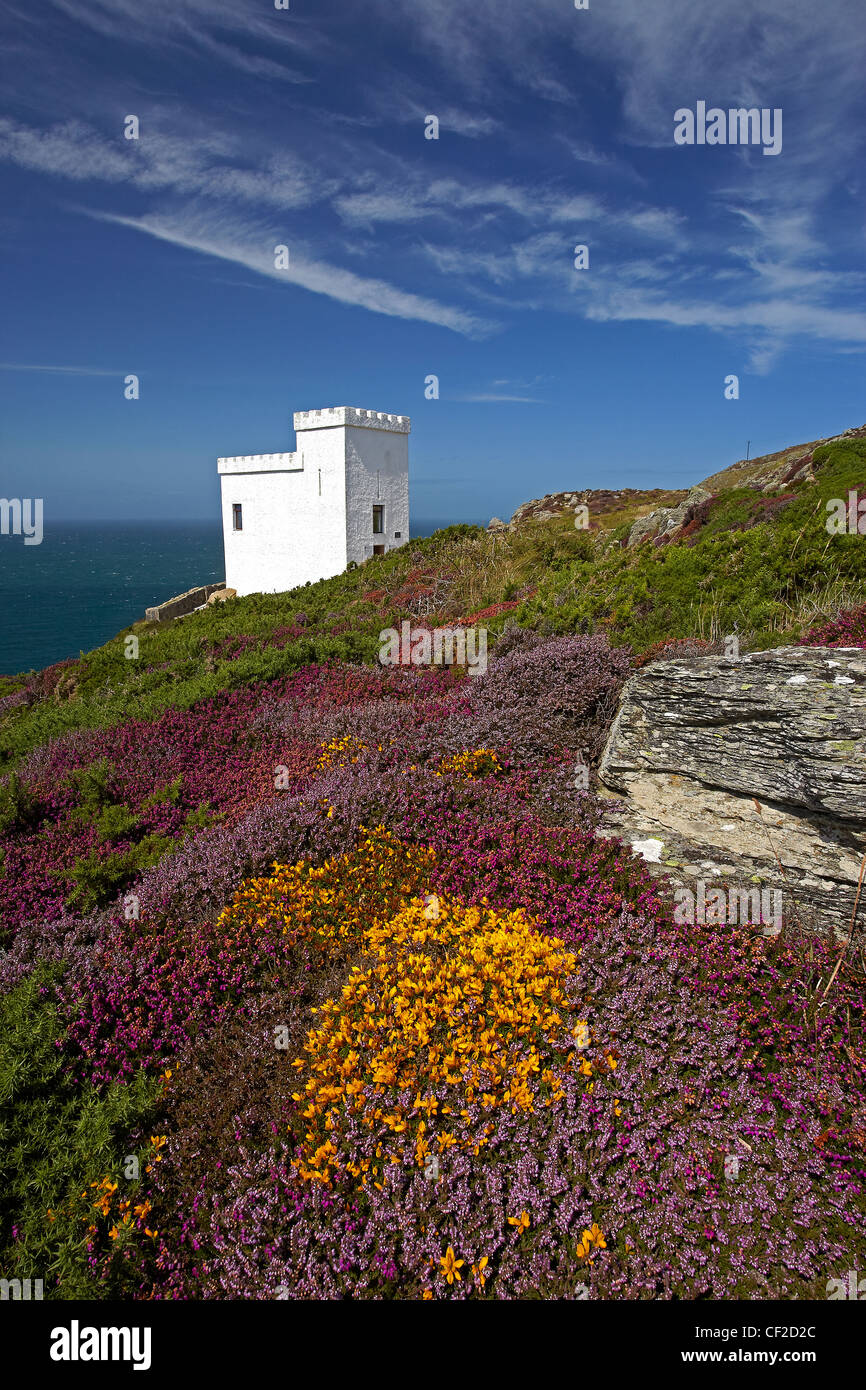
0,772 -> 42,836
425,523 -> 484,542
63,758 -> 117,812
60,794 -> 218,913
181,800 -> 221,836
0,963 -> 164,1297
61,833 -> 176,913
93,804 -> 141,844
140,777 -> 183,811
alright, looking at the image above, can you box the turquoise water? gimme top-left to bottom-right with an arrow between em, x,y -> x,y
0,518 -> 476,676
0,522 -> 225,676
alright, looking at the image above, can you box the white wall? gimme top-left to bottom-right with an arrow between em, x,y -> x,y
218,444 -> 347,597
217,408 -> 410,597
345,425 -> 410,565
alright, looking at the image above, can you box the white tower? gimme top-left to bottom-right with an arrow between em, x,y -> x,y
217,407 -> 410,597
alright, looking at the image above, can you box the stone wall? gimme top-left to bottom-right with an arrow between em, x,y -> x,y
145,583 -> 226,624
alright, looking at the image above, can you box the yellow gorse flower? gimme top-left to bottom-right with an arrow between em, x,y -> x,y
216,829 -> 597,1193
288,894 -> 585,1184
434,748 -> 502,781
439,1247 -> 464,1284
577,1223 -> 607,1259
316,736 -> 369,771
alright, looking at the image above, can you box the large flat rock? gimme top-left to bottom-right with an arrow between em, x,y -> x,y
598,646 -> 866,938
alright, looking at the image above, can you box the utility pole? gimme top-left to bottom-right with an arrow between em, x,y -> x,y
745,440 -> 750,462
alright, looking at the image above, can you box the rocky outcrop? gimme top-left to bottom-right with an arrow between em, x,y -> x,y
505,424 -> 866,547
597,646 -> 866,939
626,486 -> 711,547
508,487 -> 687,529
699,423 -> 866,496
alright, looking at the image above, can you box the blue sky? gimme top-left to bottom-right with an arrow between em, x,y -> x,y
0,0 -> 864,523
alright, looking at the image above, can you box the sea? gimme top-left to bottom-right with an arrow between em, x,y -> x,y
0,519 -> 479,677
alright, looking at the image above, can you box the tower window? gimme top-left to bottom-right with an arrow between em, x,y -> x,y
232,504 -> 243,531
372,505 -> 384,534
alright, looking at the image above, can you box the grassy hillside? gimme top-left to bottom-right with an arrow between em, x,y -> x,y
518,438 -> 866,651
2,437 -> 865,769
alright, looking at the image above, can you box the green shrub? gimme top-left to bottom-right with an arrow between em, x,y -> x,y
63,758 -> 117,812
62,832 -> 176,913
93,804 -> 141,844
140,777 -> 183,811
0,963 -> 164,1298
0,772 -> 41,836
181,800 -> 221,836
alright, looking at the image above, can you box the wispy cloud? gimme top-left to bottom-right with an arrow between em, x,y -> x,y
2,0 -> 865,372
334,190 -> 441,228
419,219 -> 866,372
371,93 -> 501,139
0,117 -> 331,212
581,282 -> 866,372
453,373 -> 549,403
336,168 -> 681,249
453,393 -> 545,403
556,135 -> 646,185
0,362 -> 120,375
42,0 -> 319,80
90,208 -> 499,338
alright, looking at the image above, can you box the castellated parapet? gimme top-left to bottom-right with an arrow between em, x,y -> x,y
293,407 -> 411,433
217,452 -> 301,474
